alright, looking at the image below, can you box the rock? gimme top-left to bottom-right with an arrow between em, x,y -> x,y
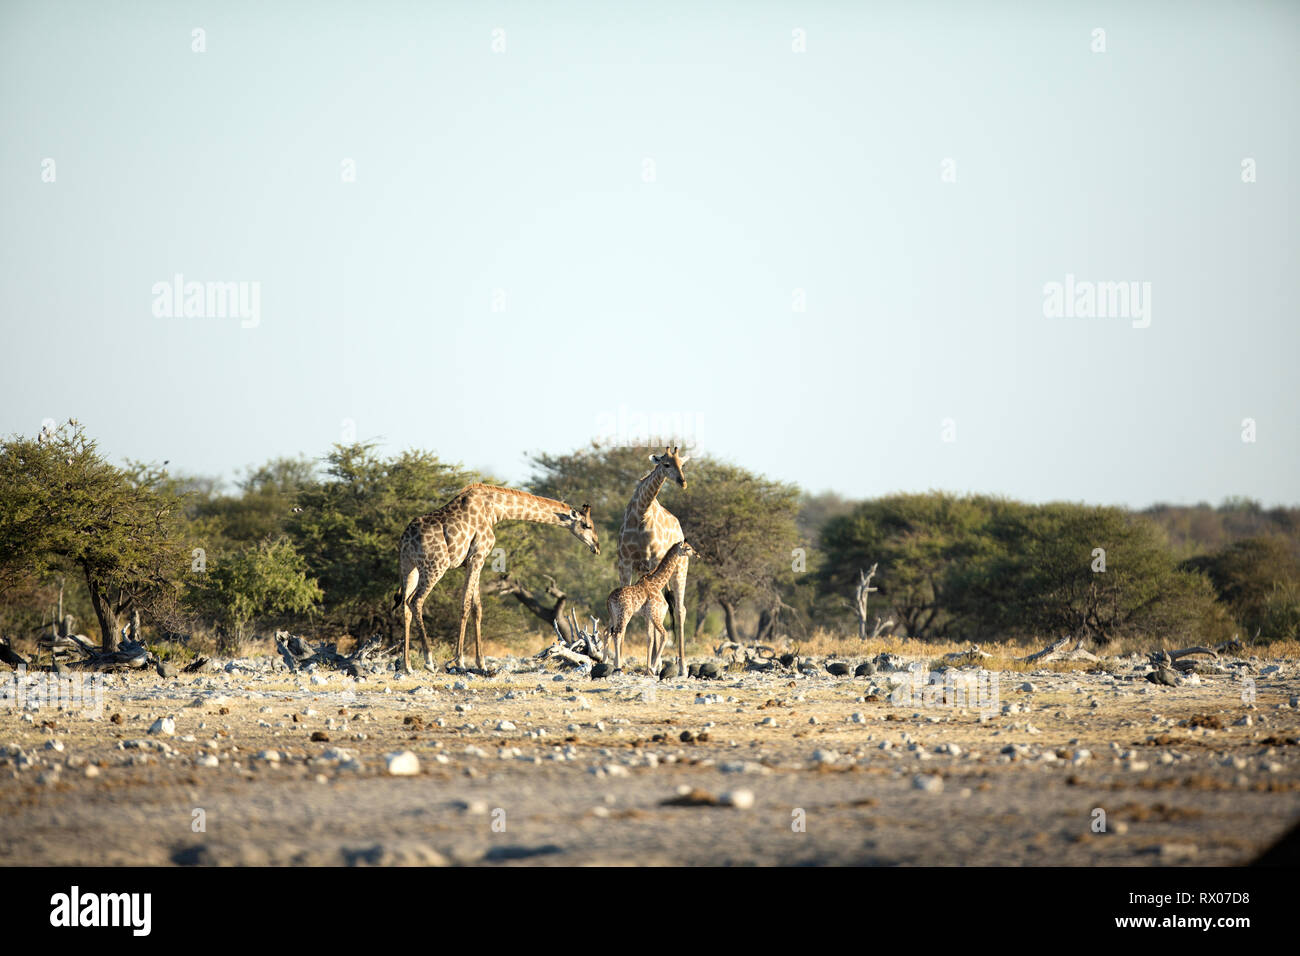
496,720 -> 517,732
343,842 -> 449,867
196,754 -> 219,768
913,774 -> 944,793
1158,843 -> 1198,861
855,661 -> 877,678
812,749 -> 840,764
311,674 -> 328,686
386,751 -> 420,776
721,789 -> 755,809
311,731 -> 330,742
148,717 -> 176,737
849,712 -> 867,724
1147,665 -> 1179,687
1020,682 -> 1036,692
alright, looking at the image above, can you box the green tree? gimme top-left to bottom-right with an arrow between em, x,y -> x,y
672,459 -> 801,643
949,504 -> 1228,645
187,537 -> 322,651
0,422 -> 188,651
285,443 -> 487,640
1182,536 -> 1300,641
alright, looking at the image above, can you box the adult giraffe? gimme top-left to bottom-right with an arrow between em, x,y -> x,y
395,484 -> 600,673
616,446 -> 689,674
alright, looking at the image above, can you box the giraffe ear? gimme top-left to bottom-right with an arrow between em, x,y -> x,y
581,503 -> 592,516
679,454 -> 690,465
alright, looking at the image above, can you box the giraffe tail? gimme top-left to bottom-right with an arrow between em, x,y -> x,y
393,566 -> 419,613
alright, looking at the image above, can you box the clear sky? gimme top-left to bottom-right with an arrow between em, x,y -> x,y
2,1 -> 1296,508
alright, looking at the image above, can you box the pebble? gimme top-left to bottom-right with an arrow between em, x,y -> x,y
148,717 -> 176,736
912,774 -> 944,793
386,751 -> 420,776
720,789 -> 755,809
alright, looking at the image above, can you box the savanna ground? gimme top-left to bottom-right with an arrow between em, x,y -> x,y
2,635 -> 1298,867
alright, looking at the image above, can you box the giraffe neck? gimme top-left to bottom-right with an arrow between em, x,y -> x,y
643,544 -> 684,590
628,467 -> 668,522
474,485 -> 571,526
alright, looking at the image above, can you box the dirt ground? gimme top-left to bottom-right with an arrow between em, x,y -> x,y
2,649 -> 1298,866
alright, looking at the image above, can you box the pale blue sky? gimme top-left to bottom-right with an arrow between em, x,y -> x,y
2,1 -> 1296,507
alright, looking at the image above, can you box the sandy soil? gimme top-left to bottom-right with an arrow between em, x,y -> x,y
2,650 -> 1298,866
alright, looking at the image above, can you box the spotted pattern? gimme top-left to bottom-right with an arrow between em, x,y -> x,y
615,448 -> 689,673
397,484 -> 599,672
606,541 -> 697,670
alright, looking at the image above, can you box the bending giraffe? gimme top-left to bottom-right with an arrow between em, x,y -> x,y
605,541 -> 698,671
395,484 -> 600,673
616,446 -> 689,674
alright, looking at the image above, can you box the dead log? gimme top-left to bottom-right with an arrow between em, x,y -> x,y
1022,636 -> 1101,664
1022,636 -> 1070,663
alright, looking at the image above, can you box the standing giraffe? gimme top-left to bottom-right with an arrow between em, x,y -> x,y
616,446 -> 689,674
395,484 -> 600,673
605,541 -> 698,671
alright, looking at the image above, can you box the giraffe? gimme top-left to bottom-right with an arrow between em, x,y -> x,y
605,541 -> 698,671
616,446 -> 689,675
395,484 -> 600,673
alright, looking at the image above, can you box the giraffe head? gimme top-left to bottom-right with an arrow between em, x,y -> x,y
649,446 -> 689,490
674,540 -> 699,559
558,503 -> 600,555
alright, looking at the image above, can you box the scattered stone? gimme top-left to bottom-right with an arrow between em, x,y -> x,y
385,751 -> 420,776
720,789 -> 755,809
148,717 -> 176,737
913,774 -> 944,793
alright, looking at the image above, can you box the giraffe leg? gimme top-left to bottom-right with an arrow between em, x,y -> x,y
457,557 -> 486,671
400,566 -> 419,675
652,619 -> 669,675
411,565 -> 445,673
471,586 -> 484,670
671,563 -> 689,674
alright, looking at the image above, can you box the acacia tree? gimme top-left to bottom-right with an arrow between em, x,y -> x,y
818,493 -> 998,639
672,459 -> 801,643
285,443 -> 494,641
0,422 -> 188,651
186,537 -> 322,651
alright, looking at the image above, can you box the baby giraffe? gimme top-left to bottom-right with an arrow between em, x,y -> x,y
605,540 -> 699,672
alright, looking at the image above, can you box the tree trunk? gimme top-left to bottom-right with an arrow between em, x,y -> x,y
693,601 -> 709,638
719,599 -> 738,643
85,574 -> 119,653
